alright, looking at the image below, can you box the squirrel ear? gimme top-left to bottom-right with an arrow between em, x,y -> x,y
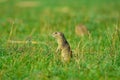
60,32 -> 64,36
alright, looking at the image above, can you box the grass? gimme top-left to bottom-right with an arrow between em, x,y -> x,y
0,0 -> 120,80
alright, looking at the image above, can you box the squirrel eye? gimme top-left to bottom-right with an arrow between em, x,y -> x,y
54,32 -> 57,34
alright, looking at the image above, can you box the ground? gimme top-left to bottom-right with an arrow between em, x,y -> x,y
0,0 -> 120,80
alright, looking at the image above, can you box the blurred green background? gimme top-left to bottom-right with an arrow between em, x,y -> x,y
0,0 -> 120,80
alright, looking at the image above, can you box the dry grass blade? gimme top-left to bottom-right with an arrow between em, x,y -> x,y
8,40 -> 39,44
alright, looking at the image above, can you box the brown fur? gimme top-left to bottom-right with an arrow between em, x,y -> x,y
52,32 -> 72,62
75,24 -> 89,36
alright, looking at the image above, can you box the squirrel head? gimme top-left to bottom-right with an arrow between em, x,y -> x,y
52,32 -> 64,39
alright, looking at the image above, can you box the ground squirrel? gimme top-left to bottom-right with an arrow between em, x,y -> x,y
52,32 -> 72,62
75,24 -> 89,36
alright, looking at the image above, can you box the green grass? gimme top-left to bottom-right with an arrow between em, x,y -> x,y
0,0 -> 120,80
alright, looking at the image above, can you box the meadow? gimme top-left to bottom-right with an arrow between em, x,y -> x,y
0,0 -> 120,80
